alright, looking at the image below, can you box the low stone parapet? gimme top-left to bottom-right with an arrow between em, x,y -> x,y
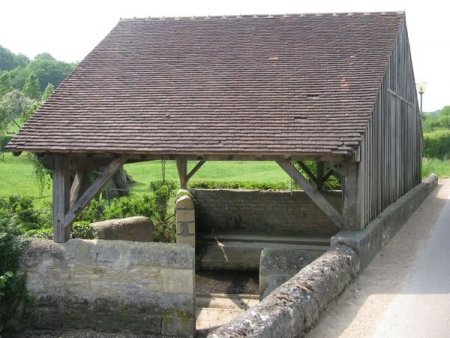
19,239 -> 195,337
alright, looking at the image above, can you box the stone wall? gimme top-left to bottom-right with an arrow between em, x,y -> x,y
176,193 -> 196,245
191,189 -> 342,236
20,239 -> 195,337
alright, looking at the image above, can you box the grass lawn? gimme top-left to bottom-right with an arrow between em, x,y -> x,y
124,160 -> 290,193
0,152 -> 52,206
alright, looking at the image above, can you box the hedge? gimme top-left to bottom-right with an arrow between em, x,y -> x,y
423,130 -> 450,159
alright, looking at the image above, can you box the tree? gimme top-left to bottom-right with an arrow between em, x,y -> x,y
28,59 -> 75,92
41,83 -> 54,100
23,72 -> 41,100
0,72 -> 12,97
0,46 -> 30,71
0,46 -> 15,71
0,90 -> 35,121
34,52 -> 55,61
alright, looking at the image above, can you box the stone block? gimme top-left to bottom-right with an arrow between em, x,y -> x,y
177,235 -> 195,246
91,216 -> 153,242
259,248 -> 324,299
176,209 -> 195,223
161,268 -> 194,294
176,194 -> 195,209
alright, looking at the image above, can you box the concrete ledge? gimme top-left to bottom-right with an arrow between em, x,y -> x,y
209,175 -> 438,337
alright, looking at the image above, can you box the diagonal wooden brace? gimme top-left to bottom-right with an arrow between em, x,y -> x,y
53,156 -> 127,242
277,160 -> 344,229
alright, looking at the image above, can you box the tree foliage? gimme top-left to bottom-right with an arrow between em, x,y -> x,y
0,45 -> 75,93
422,106 -> 450,132
0,72 -> 12,97
41,83 -> 54,100
22,72 -> 41,100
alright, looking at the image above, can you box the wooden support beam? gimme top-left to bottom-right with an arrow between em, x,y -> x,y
342,162 -> 361,231
70,169 -> 91,208
329,161 -> 349,176
277,160 -> 343,229
62,157 -> 127,230
316,161 -> 324,191
323,169 -> 335,182
187,160 -> 206,181
296,161 -> 317,184
176,158 -> 188,189
53,156 -> 71,243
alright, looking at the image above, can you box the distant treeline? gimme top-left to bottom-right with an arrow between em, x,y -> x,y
0,45 -> 76,140
0,45 -> 76,94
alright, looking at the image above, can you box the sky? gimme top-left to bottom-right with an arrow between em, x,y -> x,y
1,0 -> 447,112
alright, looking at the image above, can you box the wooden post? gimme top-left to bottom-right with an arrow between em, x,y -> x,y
53,156 -> 71,243
277,160 -> 343,229
176,158 -> 188,189
316,161 -> 324,191
70,169 -> 91,208
342,162 -> 361,231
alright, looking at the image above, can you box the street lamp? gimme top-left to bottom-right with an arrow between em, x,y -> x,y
417,81 -> 427,114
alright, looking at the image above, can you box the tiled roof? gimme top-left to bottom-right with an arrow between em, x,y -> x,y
7,12 -> 405,157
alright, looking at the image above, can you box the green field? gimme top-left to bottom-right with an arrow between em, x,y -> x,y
124,160 -> 290,193
1,152 -> 448,205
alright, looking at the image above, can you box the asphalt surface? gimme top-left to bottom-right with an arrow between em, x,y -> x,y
307,179 -> 450,338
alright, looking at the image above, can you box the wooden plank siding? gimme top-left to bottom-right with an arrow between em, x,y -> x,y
358,19 -> 422,227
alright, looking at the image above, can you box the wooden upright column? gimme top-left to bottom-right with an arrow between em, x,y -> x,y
176,158 -> 188,189
53,156 -> 71,243
342,162 -> 361,231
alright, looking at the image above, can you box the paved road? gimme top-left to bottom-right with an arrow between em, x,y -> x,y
307,179 -> 450,338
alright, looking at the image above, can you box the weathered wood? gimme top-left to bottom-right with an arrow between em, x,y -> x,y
296,161 -> 317,184
316,161 -> 324,191
53,156 -> 71,243
342,162 -> 361,230
187,160 -> 206,181
62,157 -> 128,230
277,160 -> 343,229
323,169 -> 335,182
70,169 -> 91,208
329,162 -> 349,176
176,158 -> 188,189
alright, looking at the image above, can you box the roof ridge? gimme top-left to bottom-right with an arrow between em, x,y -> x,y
119,11 -> 404,22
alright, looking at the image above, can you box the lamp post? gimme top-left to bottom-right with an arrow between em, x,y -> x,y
417,81 -> 427,114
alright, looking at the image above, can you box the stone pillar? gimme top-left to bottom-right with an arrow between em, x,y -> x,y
176,193 -> 195,246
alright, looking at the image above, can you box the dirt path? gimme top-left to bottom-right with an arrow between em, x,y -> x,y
306,179 -> 450,338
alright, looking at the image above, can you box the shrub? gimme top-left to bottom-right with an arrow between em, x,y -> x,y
0,136 -> 13,151
77,181 -> 177,242
71,221 -> 96,239
189,180 -> 289,190
0,217 -> 34,332
0,196 -> 42,230
423,130 -> 450,159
